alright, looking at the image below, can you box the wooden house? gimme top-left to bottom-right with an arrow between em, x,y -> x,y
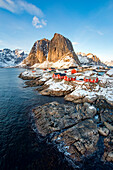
84,76 -> 98,83
32,70 -> 36,73
90,77 -> 98,83
64,75 -> 76,81
71,69 -> 77,74
52,73 -> 66,79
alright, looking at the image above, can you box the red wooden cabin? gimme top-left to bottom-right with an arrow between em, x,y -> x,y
84,76 -> 99,83
64,75 -> 76,81
90,77 -> 98,83
71,69 -> 77,74
84,76 -> 90,82
71,77 -> 76,81
32,70 -> 36,73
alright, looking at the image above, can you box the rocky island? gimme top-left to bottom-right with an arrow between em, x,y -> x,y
19,33 -> 113,165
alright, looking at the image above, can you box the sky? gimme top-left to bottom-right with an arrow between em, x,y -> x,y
0,0 -> 113,62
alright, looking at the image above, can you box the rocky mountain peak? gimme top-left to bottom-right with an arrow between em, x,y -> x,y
23,33 -> 80,67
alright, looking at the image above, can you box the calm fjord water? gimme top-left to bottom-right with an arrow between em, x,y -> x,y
0,68 -> 72,170
0,68 -> 113,170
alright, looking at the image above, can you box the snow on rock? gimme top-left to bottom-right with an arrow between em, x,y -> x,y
107,69 -> 113,76
47,80 -> 73,91
31,56 -> 78,69
78,55 -> 89,64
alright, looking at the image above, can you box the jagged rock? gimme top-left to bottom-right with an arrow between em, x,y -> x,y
25,79 -> 45,87
22,33 -> 80,66
103,133 -> 113,162
98,127 -> 109,136
100,109 -> 113,124
18,73 -> 37,80
39,89 -> 73,97
54,119 -> 99,160
33,102 -> 99,160
104,122 -> 113,131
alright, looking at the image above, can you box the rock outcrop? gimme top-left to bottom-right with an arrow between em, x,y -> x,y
33,102 -> 99,160
22,33 -> 80,66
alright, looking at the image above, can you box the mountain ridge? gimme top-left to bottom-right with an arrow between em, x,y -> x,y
0,48 -> 28,67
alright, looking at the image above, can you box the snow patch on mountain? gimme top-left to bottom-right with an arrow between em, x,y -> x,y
29,55 -> 78,69
0,49 -> 28,67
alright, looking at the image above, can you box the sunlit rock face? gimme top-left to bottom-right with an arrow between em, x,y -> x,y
22,33 -> 80,66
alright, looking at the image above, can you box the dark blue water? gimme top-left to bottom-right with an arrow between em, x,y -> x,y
0,68 -> 73,170
0,68 -> 113,170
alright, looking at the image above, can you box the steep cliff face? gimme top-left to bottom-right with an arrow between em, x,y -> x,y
23,33 -> 80,66
23,39 -> 50,66
48,33 -> 80,64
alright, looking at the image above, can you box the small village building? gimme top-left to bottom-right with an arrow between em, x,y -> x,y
58,73 -> 66,79
32,70 -> 36,73
84,76 -> 99,83
90,77 -> 99,83
64,75 -> 76,81
52,73 -> 65,79
84,76 -> 90,82
71,69 -> 77,74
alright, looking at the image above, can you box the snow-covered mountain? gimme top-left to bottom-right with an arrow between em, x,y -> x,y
104,60 -> 113,66
0,49 -> 28,67
77,52 -> 106,66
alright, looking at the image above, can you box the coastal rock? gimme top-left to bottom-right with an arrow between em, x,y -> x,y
100,109 -> 113,124
98,127 -> 109,136
33,102 -> 99,160
18,73 -> 37,80
25,79 -> 45,87
103,133 -> 113,162
39,88 -> 72,97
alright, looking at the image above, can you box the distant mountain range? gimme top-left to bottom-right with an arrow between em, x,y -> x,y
0,34 -> 108,68
21,33 -> 106,68
104,60 -> 113,66
0,49 -> 28,68
77,52 -> 106,66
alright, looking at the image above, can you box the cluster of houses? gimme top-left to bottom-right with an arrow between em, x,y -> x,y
30,66 -> 110,83
45,67 -> 99,83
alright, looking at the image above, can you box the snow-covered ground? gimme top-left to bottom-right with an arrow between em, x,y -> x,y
21,67 -> 113,105
30,56 -> 78,69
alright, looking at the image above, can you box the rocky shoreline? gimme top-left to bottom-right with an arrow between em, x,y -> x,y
19,69 -> 113,165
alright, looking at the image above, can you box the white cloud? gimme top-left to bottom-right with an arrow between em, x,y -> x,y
86,26 -> 104,36
32,16 -> 47,29
97,31 -> 103,36
41,19 -> 47,26
0,0 -> 44,17
72,42 -> 79,45
18,1 -> 43,17
32,16 -> 40,26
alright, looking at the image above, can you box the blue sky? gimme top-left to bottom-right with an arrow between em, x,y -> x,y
0,0 -> 113,61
